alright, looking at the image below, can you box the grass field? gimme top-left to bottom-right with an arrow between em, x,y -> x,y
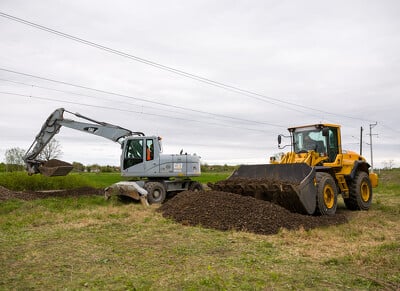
0,170 -> 399,290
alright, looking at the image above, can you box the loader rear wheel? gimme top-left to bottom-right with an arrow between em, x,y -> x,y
315,173 -> 337,216
145,182 -> 166,204
344,171 -> 372,211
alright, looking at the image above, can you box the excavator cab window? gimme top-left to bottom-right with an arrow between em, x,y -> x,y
146,139 -> 154,161
123,139 -> 144,169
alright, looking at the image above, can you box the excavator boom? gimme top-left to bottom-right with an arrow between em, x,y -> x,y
24,108 -> 143,176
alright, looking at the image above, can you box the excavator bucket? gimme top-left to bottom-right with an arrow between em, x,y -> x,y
209,163 -> 317,214
38,159 -> 74,177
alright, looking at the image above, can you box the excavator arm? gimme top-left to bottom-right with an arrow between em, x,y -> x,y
24,108 -> 144,176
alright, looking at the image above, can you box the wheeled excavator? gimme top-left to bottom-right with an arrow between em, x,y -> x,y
209,124 -> 378,215
23,108 -> 202,204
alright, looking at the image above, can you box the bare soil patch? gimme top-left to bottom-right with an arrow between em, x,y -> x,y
159,190 -> 348,235
0,185 -> 103,201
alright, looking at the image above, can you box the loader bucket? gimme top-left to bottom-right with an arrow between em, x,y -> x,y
210,163 -> 317,215
38,159 -> 74,177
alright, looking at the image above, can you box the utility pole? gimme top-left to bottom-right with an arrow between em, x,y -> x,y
369,122 -> 378,172
360,126 -> 363,156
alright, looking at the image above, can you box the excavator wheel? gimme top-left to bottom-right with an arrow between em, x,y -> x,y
144,182 -> 166,204
315,173 -> 338,216
344,171 -> 372,211
189,181 -> 203,192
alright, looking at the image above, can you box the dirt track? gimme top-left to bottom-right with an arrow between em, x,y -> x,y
159,190 -> 348,235
0,185 -> 103,201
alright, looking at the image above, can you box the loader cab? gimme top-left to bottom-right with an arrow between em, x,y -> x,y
291,124 -> 341,163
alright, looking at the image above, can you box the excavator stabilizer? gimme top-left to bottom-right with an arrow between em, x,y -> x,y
38,159 -> 74,177
209,163 -> 317,214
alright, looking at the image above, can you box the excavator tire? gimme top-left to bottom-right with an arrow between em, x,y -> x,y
189,181 -> 203,192
315,172 -> 338,216
344,171 -> 372,211
145,181 -> 166,204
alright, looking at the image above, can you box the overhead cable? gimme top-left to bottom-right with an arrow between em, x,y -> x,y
0,90 -> 279,134
0,11 -> 376,123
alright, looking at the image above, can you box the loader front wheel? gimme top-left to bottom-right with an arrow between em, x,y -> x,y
315,173 -> 338,216
145,182 -> 166,204
344,171 -> 372,211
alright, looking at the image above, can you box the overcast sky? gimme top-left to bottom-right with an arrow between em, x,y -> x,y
1,0 -> 399,169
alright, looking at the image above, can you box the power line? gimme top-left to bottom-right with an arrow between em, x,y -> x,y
0,67 -> 285,128
0,90 -> 279,134
0,11 -> 376,123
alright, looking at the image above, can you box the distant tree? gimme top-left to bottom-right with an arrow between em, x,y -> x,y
383,160 -> 395,170
38,139 -> 63,161
72,161 -> 85,172
5,147 -> 25,171
0,162 -> 6,172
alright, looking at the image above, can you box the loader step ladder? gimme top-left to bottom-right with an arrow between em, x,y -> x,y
336,174 -> 349,198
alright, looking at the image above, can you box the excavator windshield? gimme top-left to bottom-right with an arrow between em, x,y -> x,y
293,127 -> 327,154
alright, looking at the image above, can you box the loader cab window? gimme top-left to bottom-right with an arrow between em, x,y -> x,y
123,139 -> 144,169
294,129 -> 326,154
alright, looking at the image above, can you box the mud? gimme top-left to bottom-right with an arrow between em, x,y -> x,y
159,190 -> 348,235
0,185 -> 103,201
39,159 -> 74,177
42,159 -> 72,167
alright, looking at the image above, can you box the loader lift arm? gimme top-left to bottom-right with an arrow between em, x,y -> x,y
24,108 -> 144,175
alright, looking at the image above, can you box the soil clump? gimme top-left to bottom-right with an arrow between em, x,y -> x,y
159,190 -> 348,235
0,185 -> 103,201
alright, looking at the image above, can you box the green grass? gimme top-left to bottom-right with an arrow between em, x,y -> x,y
0,169 -> 399,290
0,171 -> 231,191
0,172 -> 97,191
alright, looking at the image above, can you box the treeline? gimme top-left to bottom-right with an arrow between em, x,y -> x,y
71,162 -> 119,173
0,162 -> 237,173
0,162 -> 119,173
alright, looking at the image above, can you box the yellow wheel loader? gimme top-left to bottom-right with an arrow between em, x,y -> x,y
210,124 -> 378,215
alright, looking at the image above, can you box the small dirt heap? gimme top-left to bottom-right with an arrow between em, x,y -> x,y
0,186 -> 103,201
159,190 -> 348,235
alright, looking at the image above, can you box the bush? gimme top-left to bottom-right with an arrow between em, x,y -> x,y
0,172 -> 96,191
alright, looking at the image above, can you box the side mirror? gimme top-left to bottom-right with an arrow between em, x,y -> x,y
278,135 -> 282,145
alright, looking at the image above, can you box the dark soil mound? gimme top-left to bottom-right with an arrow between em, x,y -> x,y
0,186 -> 103,201
159,190 -> 348,235
42,159 -> 72,167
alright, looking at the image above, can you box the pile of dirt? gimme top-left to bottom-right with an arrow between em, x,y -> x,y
209,177 -> 312,214
0,185 -> 103,201
159,190 -> 348,235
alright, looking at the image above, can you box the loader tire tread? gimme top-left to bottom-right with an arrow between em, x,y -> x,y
344,171 -> 372,211
315,172 -> 338,216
